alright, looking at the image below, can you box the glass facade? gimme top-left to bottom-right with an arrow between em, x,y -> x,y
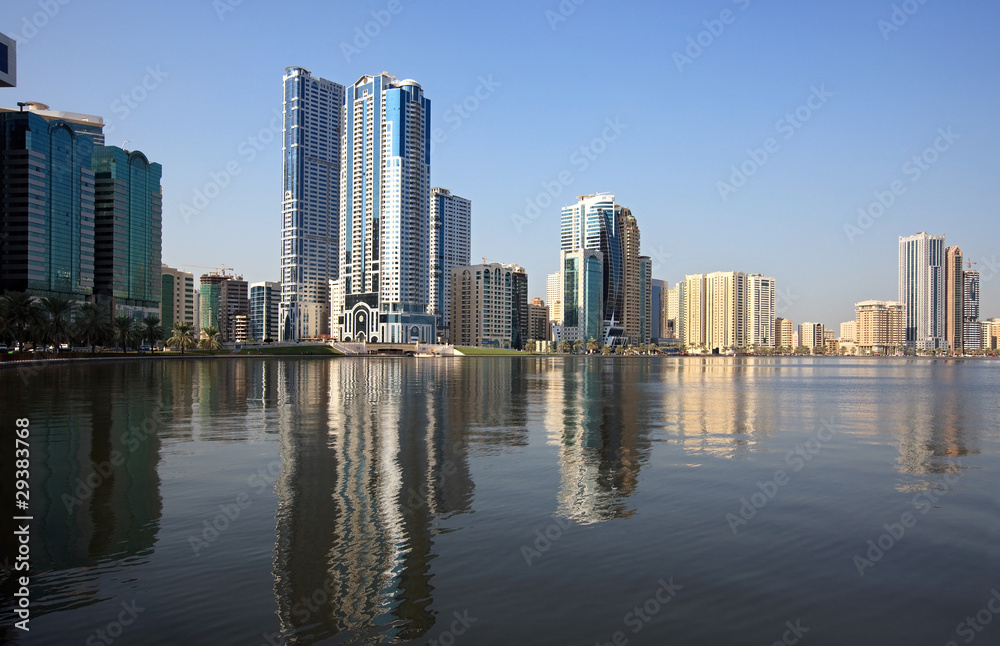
0,110 -> 96,299
250,281 -> 280,341
279,67 -> 344,341
92,146 -> 162,315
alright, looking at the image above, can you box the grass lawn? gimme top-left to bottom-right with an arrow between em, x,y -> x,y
456,347 -> 527,356
239,345 -> 343,356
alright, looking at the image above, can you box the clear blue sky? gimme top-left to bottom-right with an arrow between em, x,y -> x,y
4,0 -> 999,328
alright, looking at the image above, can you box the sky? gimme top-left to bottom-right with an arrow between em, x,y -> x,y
4,0 -> 1000,328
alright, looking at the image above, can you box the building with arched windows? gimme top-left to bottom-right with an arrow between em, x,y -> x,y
449,262 -> 528,349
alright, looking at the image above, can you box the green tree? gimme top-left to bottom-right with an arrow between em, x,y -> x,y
112,314 -> 140,352
75,302 -> 112,353
586,337 -> 599,353
39,295 -> 75,350
199,325 -> 223,351
141,315 -> 163,351
525,339 -> 536,353
600,344 -> 611,356
557,340 -> 571,353
1,291 -> 42,351
166,321 -> 196,354
572,339 -> 584,354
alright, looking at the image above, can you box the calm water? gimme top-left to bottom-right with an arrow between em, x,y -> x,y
2,357 -> 999,645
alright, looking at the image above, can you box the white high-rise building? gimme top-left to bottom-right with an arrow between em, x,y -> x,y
334,73 -> 435,343
429,187 -> 471,334
547,271 -> 564,326
746,274 -> 776,348
899,232 -> 946,350
279,67 -> 345,341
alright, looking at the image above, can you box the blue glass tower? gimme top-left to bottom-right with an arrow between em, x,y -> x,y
279,67 -> 345,341
0,106 -> 99,299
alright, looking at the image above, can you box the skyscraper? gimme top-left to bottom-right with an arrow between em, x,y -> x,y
746,274 -> 776,348
92,146 -> 162,318
428,187 -> 471,335
280,67 -> 345,341
650,279 -> 667,341
334,73 -> 435,343
0,32 -> 16,88
944,246 -> 964,354
250,281 -> 281,341
637,256 -> 653,344
0,105 -> 101,299
899,232 -> 946,350
546,271 -> 563,326
161,264 -> 197,335
553,249 -> 603,344
449,262 -> 526,349
560,193 -> 626,339
200,273 -> 248,342
963,270 -> 981,351
621,210 -> 642,342
706,271 -> 747,352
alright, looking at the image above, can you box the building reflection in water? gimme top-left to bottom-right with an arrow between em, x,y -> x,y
270,358 -> 474,645
0,362 -> 162,619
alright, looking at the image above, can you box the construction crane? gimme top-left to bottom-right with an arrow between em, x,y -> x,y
181,263 -> 238,278
966,260 -> 978,270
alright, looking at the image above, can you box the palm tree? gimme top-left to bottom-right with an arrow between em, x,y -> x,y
75,302 -> 112,353
166,321 -> 196,354
199,325 -> 223,351
525,339 -> 536,353
141,315 -> 163,351
112,314 -> 139,352
557,340 -> 571,353
572,339 -> 584,354
1,291 -> 42,352
600,344 -> 611,356
586,337 -> 599,354
39,295 -> 75,351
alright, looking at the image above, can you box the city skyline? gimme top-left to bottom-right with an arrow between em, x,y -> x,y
3,0 -> 999,329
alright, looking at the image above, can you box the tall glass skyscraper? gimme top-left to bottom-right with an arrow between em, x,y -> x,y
899,232 -> 946,350
249,281 -> 280,341
560,194 -> 625,332
0,105 -> 102,299
429,187 -> 471,335
92,146 -> 162,317
280,67 -> 345,341
334,73 -> 435,344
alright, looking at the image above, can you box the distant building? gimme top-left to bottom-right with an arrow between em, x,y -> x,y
776,318 -> 794,349
0,32 -> 16,87
981,319 -> 1000,351
161,265 -> 197,335
0,104 -> 102,299
945,246 -> 964,353
840,321 -> 857,344
528,298 -> 550,341
650,279 -> 666,341
665,284 -> 683,341
546,271 -> 563,326
250,281 -> 280,341
963,271 -> 981,352
553,249 -> 603,344
428,187 -> 471,335
279,67 -> 344,342
855,300 -> 905,354
200,273 -> 248,342
746,274 -> 776,348
449,262 -> 527,349
798,322 -> 825,350
92,146 -> 163,319
899,232 -> 946,350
